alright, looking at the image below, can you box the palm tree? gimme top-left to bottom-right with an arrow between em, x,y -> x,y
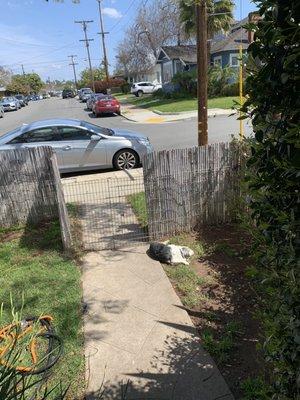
179,0 -> 234,38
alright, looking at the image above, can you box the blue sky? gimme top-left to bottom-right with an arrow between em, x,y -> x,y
0,0 -> 257,81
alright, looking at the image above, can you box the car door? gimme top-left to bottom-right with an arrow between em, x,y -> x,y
57,126 -> 107,171
7,127 -> 66,167
144,83 -> 155,93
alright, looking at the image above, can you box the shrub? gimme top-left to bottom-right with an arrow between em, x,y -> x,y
171,70 -> 197,95
94,78 -> 125,94
221,82 -> 239,96
241,1 -> 299,398
121,82 -> 131,94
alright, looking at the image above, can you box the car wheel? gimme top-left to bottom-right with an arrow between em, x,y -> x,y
137,90 -> 143,97
113,149 -> 139,170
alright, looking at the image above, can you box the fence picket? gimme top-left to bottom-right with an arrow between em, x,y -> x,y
143,143 -> 240,240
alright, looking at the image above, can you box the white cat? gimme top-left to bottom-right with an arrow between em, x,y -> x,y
149,242 -> 194,265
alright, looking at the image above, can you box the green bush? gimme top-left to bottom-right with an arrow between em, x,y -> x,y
221,82 -> 239,96
121,82 -> 131,94
171,70 -> 197,96
242,1 -> 299,398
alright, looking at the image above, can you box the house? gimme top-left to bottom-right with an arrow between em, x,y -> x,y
157,45 -> 197,84
210,18 -> 249,68
157,18 -> 249,84
114,64 -> 162,85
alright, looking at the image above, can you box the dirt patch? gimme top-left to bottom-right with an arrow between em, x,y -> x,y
168,224 -> 266,399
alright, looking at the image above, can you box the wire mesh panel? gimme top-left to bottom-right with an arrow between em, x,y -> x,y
62,170 -> 148,250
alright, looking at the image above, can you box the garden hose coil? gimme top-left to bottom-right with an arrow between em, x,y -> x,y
0,315 -> 63,375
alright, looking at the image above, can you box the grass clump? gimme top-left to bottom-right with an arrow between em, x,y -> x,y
0,221 -> 84,399
165,264 -> 205,308
201,321 -> 242,364
127,192 -> 148,229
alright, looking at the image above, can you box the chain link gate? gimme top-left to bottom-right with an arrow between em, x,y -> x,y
62,170 -> 148,250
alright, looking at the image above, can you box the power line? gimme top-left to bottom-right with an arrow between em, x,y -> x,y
75,20 -> 95,92
96,0 -> 109,82
109,0 -> 136,31
68,55 -> 78,89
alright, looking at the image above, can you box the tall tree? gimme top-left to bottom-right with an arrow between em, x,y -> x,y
78,67 -> 105,88
179,0 -> 234,38
0,66 -> 12,87
6,73 -> 43,94
116,0 -> 183,76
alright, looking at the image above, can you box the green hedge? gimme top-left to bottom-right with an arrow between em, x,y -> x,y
242,1 -> 300,398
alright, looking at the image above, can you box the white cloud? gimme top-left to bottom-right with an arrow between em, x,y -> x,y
102,7 -> 122,19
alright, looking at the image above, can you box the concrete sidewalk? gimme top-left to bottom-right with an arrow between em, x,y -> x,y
83,246 -> 234,399
121,102 -> 235,124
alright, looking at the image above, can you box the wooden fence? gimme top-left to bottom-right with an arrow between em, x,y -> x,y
0,147 -> 72,249
142,142 -> 241,240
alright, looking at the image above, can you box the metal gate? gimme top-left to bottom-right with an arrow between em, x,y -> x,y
62,169 -> 148,250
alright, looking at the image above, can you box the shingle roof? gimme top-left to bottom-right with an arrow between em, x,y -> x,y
159,45 -> 197,64
211,26 -> 249,54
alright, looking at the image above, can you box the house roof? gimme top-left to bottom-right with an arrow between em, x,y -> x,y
211,25 -> 249,54
158,45 -> 197,64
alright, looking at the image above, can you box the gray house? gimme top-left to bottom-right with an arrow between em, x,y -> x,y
157,45 -> 197,84
157,19 -> 249,84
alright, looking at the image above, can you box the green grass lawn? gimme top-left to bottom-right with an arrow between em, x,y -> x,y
127,192 -> 148,229
122,94 -> 241,112
0,221 -> 84,399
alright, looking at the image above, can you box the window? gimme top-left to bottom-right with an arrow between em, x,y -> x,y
214,56 -> 222,66
9,127 -> 56,144
58,127 -> 92,141
230,54 -> 239,67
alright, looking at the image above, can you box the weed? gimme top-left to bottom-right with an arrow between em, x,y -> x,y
240,377 -> 272,400
201,321 -> 242,364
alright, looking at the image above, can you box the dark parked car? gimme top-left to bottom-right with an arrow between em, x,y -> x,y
15,95 -> 28,107
62,89 -> 75,99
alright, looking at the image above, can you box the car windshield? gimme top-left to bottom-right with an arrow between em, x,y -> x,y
81,121 -> 114,136
15,95 -> 23,99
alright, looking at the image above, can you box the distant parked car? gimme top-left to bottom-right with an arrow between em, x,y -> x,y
0,105 -> 4,118
81,92 -> 93,103
92,95 -> 121,117
62,89 -> 75,99
0,118 -> 153,172
15,95 -> 28,107
79,88 -> 93,100
131,82 -> 162,97
86,94 -> 104,111
0,97 -> 21,111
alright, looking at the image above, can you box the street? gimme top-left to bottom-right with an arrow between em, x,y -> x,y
0,97 -> 252,151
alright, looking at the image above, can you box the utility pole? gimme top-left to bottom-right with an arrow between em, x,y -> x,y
68,54 -> 78,89
21,64 -> 25,76
196,0 -> 208,146
75,20 -> 95,92
96,0 -> 109,83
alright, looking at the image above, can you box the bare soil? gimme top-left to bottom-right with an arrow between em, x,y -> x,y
183,224 -> 265,399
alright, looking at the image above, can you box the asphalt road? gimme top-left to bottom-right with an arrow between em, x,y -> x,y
0,97 -> 252,151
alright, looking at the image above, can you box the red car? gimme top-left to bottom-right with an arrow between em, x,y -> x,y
92,95 -> 121,117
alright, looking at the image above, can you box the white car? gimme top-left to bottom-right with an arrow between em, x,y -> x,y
131,82 -> 162,97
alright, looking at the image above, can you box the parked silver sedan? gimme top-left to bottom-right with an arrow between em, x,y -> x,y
0,96 -> 21,111
0,119 -> 153,172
